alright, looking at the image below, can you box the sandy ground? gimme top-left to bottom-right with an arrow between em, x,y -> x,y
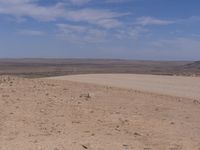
0,75 -> 200,150
48,74 -> 200,99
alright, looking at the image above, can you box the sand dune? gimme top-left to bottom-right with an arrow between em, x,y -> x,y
48,74 -> 200,99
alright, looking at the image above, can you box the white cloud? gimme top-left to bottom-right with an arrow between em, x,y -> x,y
3,0 -> 198,48
96,19 -> 122,28
128,26 -> 148,39
18,29 -> 45,36
0,0 -> 131,42
66,8 -> 127,26
114,26 -> 148,40
0,1 -> 66,21
136,16 -> 174,26
0,0 -> 34,4
56,22 -> 149,43
135,16 -> 200,27
57,24 -> 87,33
68,0 -> 91,5
57,24 -> 107,43
106,0 -> 130,3
65,0 -> 129,5
0,0 -> 127,29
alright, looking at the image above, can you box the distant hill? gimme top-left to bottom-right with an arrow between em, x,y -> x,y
184,61 -> 200,69
0,59 -> 199,77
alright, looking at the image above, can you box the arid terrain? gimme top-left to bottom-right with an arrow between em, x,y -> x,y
0,59 -> 200,77
0,59 -> 200,150
48,74 -> 200,99
0,0 -> 199,149
0,73 -> 200,150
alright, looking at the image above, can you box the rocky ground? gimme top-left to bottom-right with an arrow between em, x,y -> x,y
0,76 -> 200,150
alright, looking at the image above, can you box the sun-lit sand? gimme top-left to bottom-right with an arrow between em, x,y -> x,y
0,75 -> 200,150
48,74 -> 200,99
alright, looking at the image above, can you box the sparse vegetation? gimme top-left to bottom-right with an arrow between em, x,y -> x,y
0,59 -> 199,78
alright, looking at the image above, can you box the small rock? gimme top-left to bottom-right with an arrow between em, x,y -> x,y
33,140 -> 38,143
80,93 -> 93,99
72,121 -> 81,124
193,100 -> 200,105
123,144 -> 129,148
134,132 -> 141,136
170,122 -> 175,125
82,145 -> 88,149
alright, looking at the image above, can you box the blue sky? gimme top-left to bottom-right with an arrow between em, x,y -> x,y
0,0 -> 200,60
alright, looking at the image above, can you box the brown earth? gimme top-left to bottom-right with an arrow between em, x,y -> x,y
0,75 -> 200,150
0,59 -> 199,78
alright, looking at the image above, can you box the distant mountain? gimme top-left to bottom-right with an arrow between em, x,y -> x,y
185,61 -> 200,69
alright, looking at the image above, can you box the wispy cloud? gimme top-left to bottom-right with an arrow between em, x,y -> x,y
136,16 -> 174,26
177,16 -> 200,24
0,0 -> 133,42
96,19 -> 122,28
105,0 -> 130,3
18,29 -> 45,36
66,0 -> 130,5
68,0 -> 91,5
1,0 -> 199,52
114,26 -> 148,40
66,8 -> 127,28
57,24 -> 107,43
0,0 -> 127,29
56,22 -> 149,43
0,1 -> 66,21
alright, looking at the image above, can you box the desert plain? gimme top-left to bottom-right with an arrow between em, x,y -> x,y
0,59 -> 200,150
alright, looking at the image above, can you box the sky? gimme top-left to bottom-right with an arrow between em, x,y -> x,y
0,0 -> 200,60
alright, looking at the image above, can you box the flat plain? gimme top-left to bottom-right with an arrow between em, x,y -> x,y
0,59 -> 200,77
48,74 -> 200,99
0,59 -> 200,150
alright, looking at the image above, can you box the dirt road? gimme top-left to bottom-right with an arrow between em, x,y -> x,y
48,74 -> 200,99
